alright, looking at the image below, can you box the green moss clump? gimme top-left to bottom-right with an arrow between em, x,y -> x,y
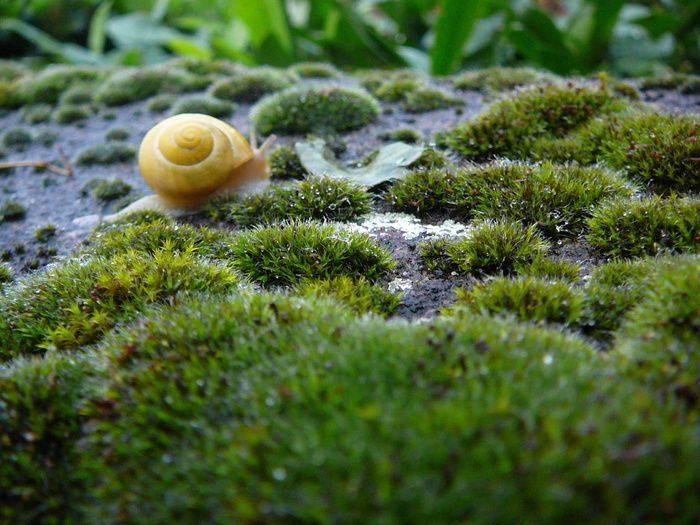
82,178 -> 133,201
1,127 -> 32,151
402,88 -> 464,113
57,83 -> 96,106
75,141 -> 136,165
0,80 -> 24,109
0,200 -> 28,222
294,275 -> 402,316
170,96 -> 236,118
268,146 -> 310,180
373,78 -> 424,102
0,60 -> 26,82
34,224 -> 56,243
207,176 -> 371,225
210,67 -> 298,103
0,263 -> 11,286
104,127 -> 131,142
451,67 -> 557,93
35,128 -> 58,147
146,93 -> 176,113
21,65 -> 101,104
438,84 -> 630,162
588,110 -> 700,192
377,128 -> 422,143
451,275 -> 584,326
407,148 -> 452,171
519,255 -> 581,282
251,85 -> 381,135
0,249 -> 239,359
231,220 -> 395,286
51,104 -> 93,124
639,73 -> 689,90
587,196 -> 700,258
20,104 -> 52,124
290,62 -> 341,78
94,66 -> 200,106
391,162 -> 634,237
679,76 -> 700,95
421,220 -> 550,276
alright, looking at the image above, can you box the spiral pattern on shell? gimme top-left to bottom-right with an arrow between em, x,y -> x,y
138,113 -> 254,207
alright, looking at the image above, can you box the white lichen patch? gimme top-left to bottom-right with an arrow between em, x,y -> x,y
346,212 -> 470,240
387,278 -> 413,293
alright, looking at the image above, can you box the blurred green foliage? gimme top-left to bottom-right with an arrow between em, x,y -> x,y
1,0 -> 699,75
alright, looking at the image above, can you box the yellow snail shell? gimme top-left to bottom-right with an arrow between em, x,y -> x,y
104,113 -> 275,221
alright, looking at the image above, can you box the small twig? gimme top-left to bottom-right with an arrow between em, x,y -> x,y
0,145 -> 73,177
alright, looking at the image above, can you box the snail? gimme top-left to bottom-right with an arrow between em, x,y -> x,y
104,113 -> 275,220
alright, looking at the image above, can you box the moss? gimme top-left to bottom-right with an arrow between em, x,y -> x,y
210,67 -> 298,103
35,128 -> 58,147
251,85 -> 381,135
377,128 -> 422,143
146,93 -> 176,113
373,78 -> 424,102
586,195 -> 700,258
0,60 -> 25,82
407,148 -> 452,171
437,83 -> 630,162
421,219 -> 550,276
0,352 -> 103,523
0,263 -> 11,286
268,146 -> 310,180
51,104 -> 93,124
34,223 -> 56,243
207,176 -> 371,226
679,76 -> 700,95
451,67 -> 557,93
391,162 -> 634,237
586,110 -> 700,192
290,62 -> 341,78
94,66 -> 200,106
1,127 -> 32,151
294,275 -> 402,316
21,65 -> 101,105
104,127 -> 131,142
0,80 -> 24,109
451,275 -> 584,326
169,57 -> 243,78
639,73 -> 689,90
170,95 -> 236,118
0,200 -> 27,222
19,104 -> 52,124
519,255 -> 581,282
82,178 -> 133,201
231,220 -> 395,286
57,83 -> 96,106
75,141 -> 136,165
402,88 -> 464,113
0,249 -> 239,359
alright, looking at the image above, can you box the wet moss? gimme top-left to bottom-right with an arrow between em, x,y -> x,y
451,67 -> 558,93
33,224 -> 56,243
402,88 -> 464,113
52,104 -> 93,124
0,200 -> 27,222
290,62 -> 341,78
1,126 -> 33,151
82,178 -> 133,202
170,96 -> 236,118
377,128 -> 422,143
251,85 -> 381,135
268,146 -> 310,180
94,66 -> 201,106
104,127 -> 131,142
146,93 -> 176,113
293,275 -> 402,316
20,104 -> 52,124
58,83 -> 96,106
21,65 -> 102,105
75,141 -> 136,165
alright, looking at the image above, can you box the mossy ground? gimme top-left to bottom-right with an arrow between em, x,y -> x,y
1,61 -> 700,522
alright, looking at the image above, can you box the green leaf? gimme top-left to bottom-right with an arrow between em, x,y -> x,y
431,0 -> 488,75
167,38 -> 212,60
296,139 -> 424,189
235,0 -> 293,55
106,12 -> 183,49
88,0 -> 112,55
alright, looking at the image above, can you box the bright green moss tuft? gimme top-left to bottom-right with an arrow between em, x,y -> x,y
21,65 -> 102,104
75,141 -> 136,165
170,96 -> 236,118
421,219 -> 550,276
0,249 -> 240,359
451,67 -> 558,93
104,127 -> 131,142
52,104 -> 93,124
294,275 -> 402,316
586,196 -> 700,258
391,162 -> 634,237
451,275 -> 584,326
231,220 -> 395,286
207,176 -> 371,226
587,110 -> 700,192
35,128 -> 58,147
251,85 -> 381,135
34,223 -> 56,243
377,128 -> 422,143
57,83 -> 95,106
94,66 -> 200,106
0,60 -> 25,82
20,104 -> 52,124
438,84 -> 630,162
268,146 -> 310,180
290,62 -> 341,78
210,67 -> 297,103
373,78 -> 424,102
0,263 -> 11,286
519,255 -> 581,282
1,126 -> 32,151
402,88 -> 464,113
146,93 -> 176,113
0,200 -> 27,222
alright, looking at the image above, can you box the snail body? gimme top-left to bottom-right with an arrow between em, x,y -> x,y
104,113 -> 275,220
